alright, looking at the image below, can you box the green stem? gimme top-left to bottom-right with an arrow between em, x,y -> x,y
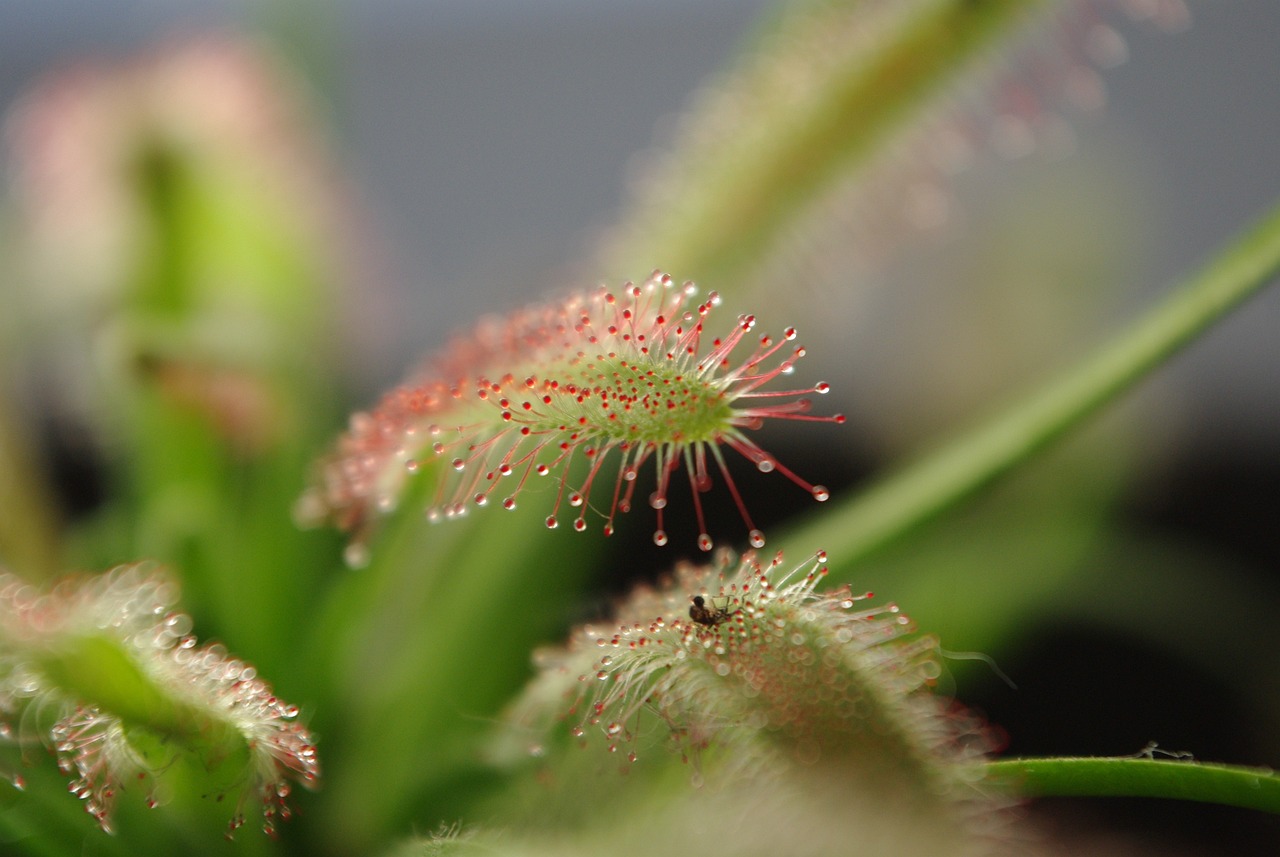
780,198 -> 1280,566
987,756 -> 1280,814
0,400 -> 60,580
312,465 -> 599,853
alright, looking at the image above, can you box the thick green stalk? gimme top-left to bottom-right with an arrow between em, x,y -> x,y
987,756 -> 1280,815
0,400 -> 60,579
310,465 -> 598,854
780,198 -> 1280,567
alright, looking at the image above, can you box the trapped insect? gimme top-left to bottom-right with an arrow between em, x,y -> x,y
689,594 -> 738,627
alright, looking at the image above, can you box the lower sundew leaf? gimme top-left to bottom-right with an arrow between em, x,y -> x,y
297,271 -> 844,558
32,635 -> 187,735
0,564 -> 318,836
498,550 -> 1026,855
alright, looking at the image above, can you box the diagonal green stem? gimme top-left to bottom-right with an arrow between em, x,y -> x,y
986,756 -> 1280,814
780,198 -> 1280,567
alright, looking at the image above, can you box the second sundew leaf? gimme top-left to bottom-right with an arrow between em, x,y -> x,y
299,271 -> 844,556
488,550 -> 1020,856
601,0 -> 1053,290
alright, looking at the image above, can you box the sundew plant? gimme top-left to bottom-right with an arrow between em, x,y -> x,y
2,2 -> 1279,855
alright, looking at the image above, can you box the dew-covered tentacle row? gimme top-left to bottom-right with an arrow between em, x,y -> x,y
493,549 -> 1016,852
0,565 -> 319,837
559,550 -> 998,796
297,271 -> 845,561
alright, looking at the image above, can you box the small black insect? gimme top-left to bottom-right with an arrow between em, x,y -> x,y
689,594 -> 737,627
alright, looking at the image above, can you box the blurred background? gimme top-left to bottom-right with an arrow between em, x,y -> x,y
2,0 -> 1277,403
2,1 -> 1279,854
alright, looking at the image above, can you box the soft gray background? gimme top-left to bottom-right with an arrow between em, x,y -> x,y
2,0 -> 1278,438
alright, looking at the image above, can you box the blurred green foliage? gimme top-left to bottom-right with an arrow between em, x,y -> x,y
1,2 -> 1277,855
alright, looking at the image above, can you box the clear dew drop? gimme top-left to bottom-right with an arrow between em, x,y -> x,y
545,515 -> 559,529
653,530 -> 668,546
569,492 -> 584,507
756,459 -> 775,473
812,485 -> 830,502
749,529 -> 766,548
343,543 -> 371,569
164,612 -> 193,636
697,534 -> 713,552
405,459 -> 420,473
648,492 -> 667,510
502,497 -> 517,510
574,518 -> 588,532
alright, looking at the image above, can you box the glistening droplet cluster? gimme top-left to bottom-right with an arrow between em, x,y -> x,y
298,271 -> 843,560
0,565 -> 318,836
